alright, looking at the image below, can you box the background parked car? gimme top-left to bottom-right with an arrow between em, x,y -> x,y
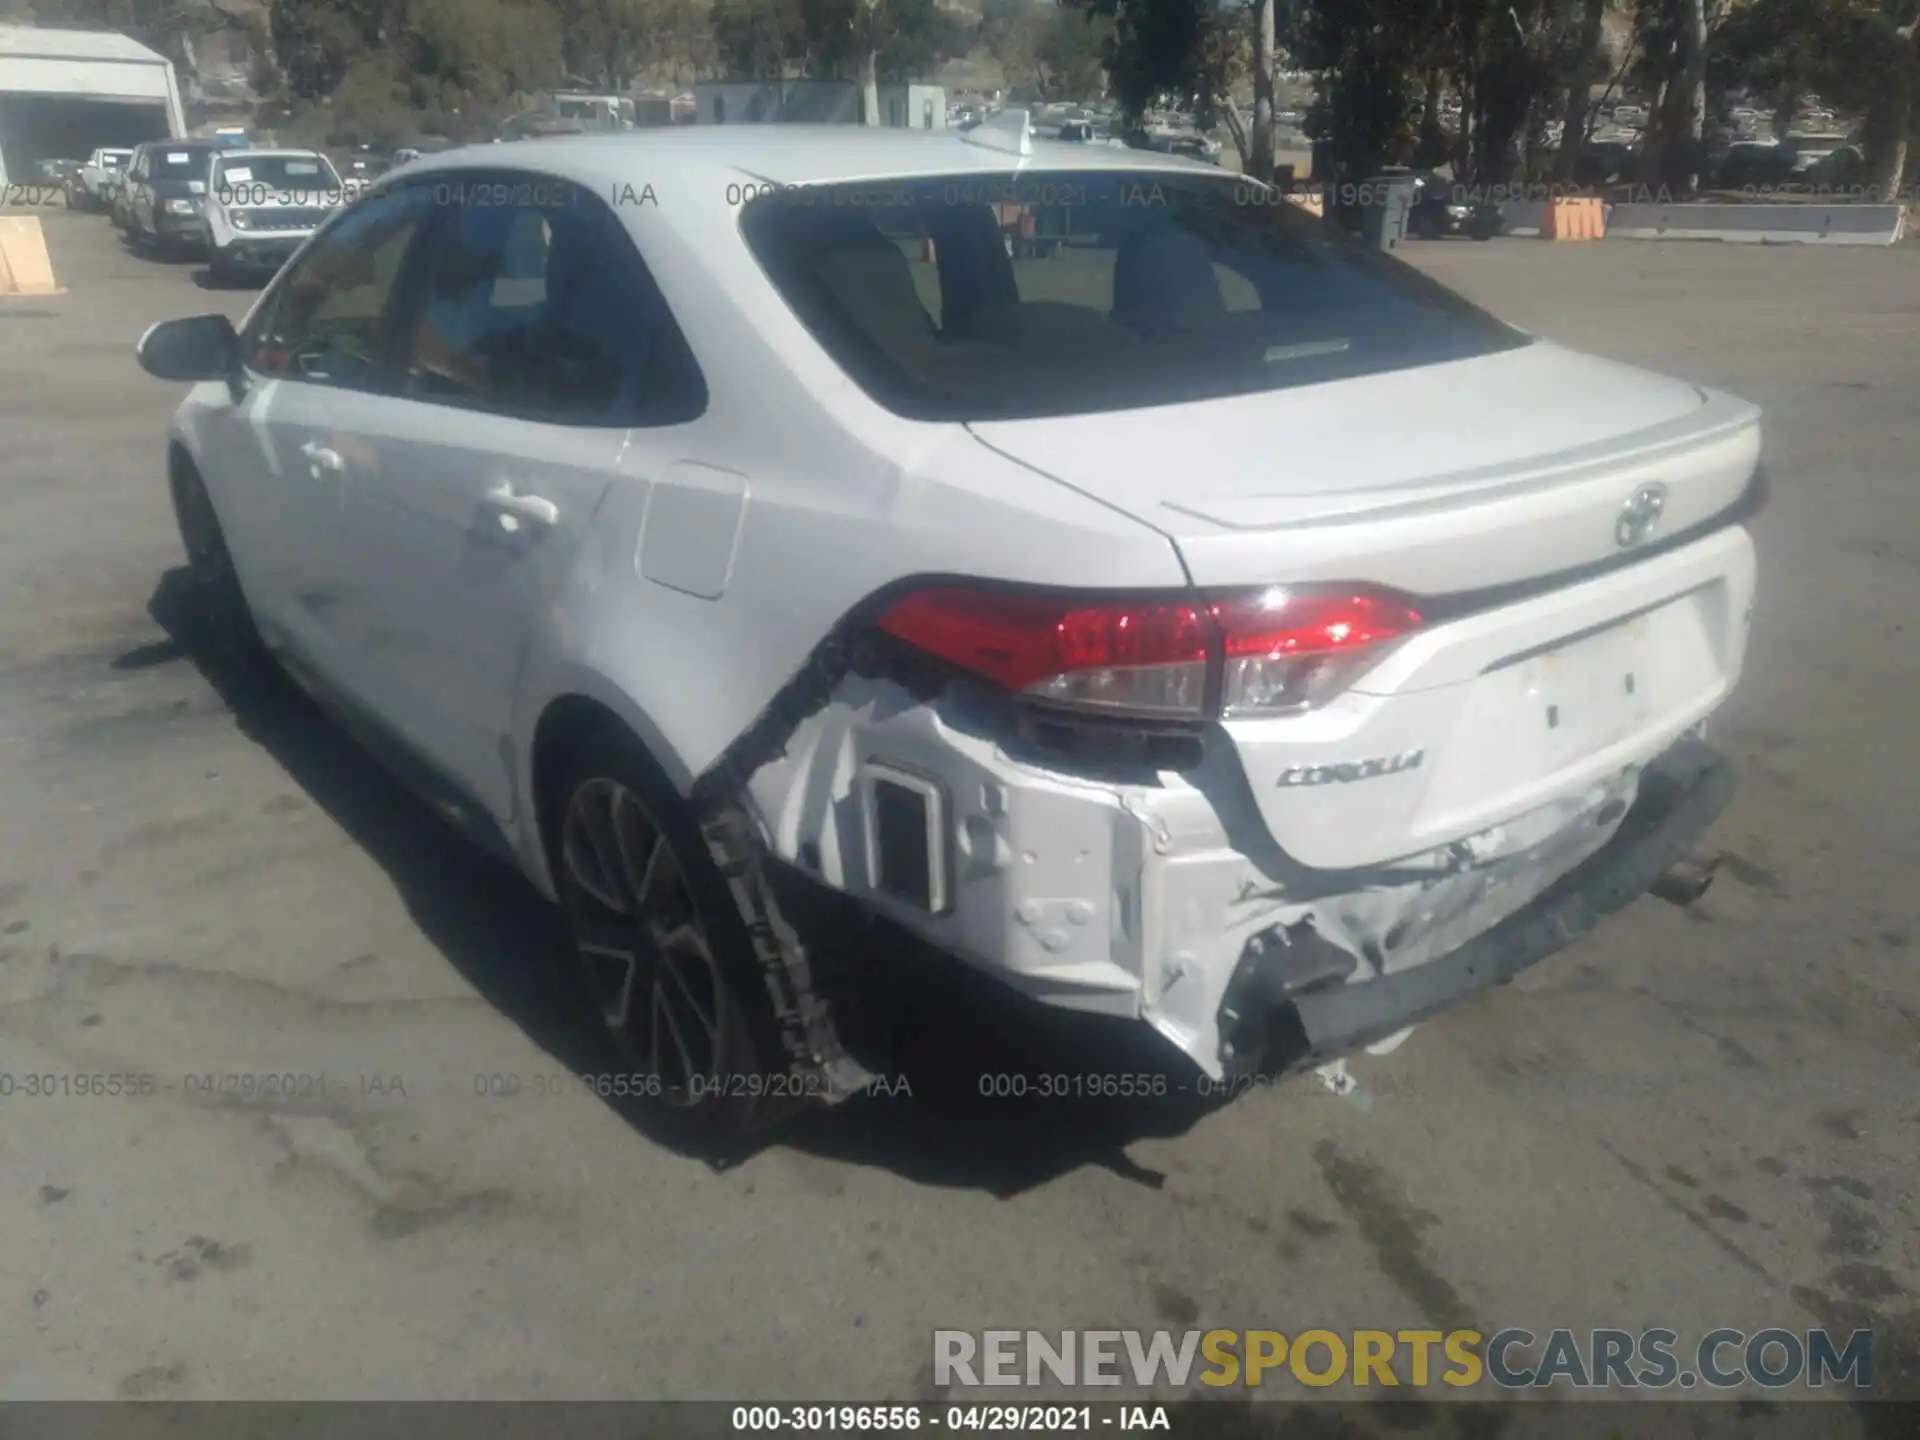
1782,132 -> 1852,179
123,139 -> 224,257
72,146 -> 133,213
1407,171 -> 1501,240
1715,139 -> 1792,189
335,149 -> 391,197
1800,143 -> 1866,190
106,143 -> 148,230
1570,138 -> 1638,188
35,157 -> 81,198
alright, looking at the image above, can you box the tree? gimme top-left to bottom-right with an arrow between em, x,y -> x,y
1070,0 -> 1208,119
1288,0 -> 1439,177
980,0 -> 1047,90
553,0 -> 649,90
710,0 -> 806,77
1248,0 -> 1276,177
1717,0 -> 1920,191
1632,0 -> 1721,191
269,0 -> 390,100
1035,5 -> 1112,97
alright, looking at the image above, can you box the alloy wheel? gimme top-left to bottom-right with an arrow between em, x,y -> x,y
559,778 -> 730,1105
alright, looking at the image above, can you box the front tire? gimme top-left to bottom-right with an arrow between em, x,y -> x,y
550,729 -> 780,1139
169,460 -> 262,665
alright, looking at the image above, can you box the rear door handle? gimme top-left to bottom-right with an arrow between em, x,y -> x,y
483,483 -> 559,529
299,440 -> 343,474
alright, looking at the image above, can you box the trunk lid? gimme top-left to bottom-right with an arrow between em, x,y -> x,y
969,341 -> 1763,869
966,341 -> 1761,596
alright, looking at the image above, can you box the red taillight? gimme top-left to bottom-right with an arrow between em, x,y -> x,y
875,588 -> 1211,716
1211,587 -> 1424,716
873,583 -> 1423,719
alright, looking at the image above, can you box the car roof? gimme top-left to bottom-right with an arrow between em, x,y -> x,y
213,148 -> 333,162
393,125 -> 1219,192
366,125 -> 1227,276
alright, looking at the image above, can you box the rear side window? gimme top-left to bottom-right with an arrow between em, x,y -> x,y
393,177 -> 706,427
739,171 -> 1529,421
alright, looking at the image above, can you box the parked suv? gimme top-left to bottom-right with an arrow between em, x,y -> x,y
123,139 -> 224,255
135,128 -> 1762,1133
204,148 -> 345,283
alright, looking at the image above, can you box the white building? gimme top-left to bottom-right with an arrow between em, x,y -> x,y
692,80 -> 946,130
0,26 -> 184,186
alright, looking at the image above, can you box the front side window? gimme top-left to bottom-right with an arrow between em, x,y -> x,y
393,177 -> 705,426
246,186 -> 435,389
740,170 -> 1530,422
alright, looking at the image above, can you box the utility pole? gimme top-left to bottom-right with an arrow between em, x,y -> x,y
1250,0 -> 1277,182
860,0 -> 882,126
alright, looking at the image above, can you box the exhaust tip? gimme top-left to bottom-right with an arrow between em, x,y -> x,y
1651,854 -> 1720,908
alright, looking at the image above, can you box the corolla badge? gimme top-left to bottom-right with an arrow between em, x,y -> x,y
1278,751 -> 1425,787
1615,483 -> 1668,549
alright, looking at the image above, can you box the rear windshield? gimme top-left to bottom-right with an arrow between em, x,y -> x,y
153,148 -> 214,178
739,171 -> 1529,422
214,154 -> 341,195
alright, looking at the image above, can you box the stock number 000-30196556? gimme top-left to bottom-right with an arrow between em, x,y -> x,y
731,1406 -> 1099,1432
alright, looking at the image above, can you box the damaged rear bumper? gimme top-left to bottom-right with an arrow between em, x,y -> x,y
743,647 -> 1739,1083
1220,734 -> 1736,1073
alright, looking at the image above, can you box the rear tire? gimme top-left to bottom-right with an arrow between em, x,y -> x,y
168,460 -> 262,666
548,727 -> 783,1141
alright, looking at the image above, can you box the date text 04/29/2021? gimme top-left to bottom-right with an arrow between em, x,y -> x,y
730,1405 -> 1171,1433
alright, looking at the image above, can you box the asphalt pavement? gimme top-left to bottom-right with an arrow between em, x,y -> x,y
0,209 -> 1914,1429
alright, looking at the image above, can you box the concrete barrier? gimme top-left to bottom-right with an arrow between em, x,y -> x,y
1604,202 -> 1907,245
0,215 -> 63,296
1544,196 -> 1606,240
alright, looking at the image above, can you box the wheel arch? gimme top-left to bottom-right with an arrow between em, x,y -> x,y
525,683 -> 695,895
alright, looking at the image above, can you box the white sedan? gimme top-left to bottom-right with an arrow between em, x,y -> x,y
136,116 -> 1764,1135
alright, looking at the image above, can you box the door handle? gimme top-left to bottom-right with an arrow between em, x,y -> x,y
483,483 -> 559,529
299,440 -> 343,474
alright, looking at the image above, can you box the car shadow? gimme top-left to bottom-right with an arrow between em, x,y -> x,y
119,231 -> 203,265
192,267 -> 260,292
139,568 -> 1228,1194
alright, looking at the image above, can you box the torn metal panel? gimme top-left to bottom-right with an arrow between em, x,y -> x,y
741,671 -> 1651,1080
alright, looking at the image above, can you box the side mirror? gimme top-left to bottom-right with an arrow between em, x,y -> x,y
136,314 -> 240,382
